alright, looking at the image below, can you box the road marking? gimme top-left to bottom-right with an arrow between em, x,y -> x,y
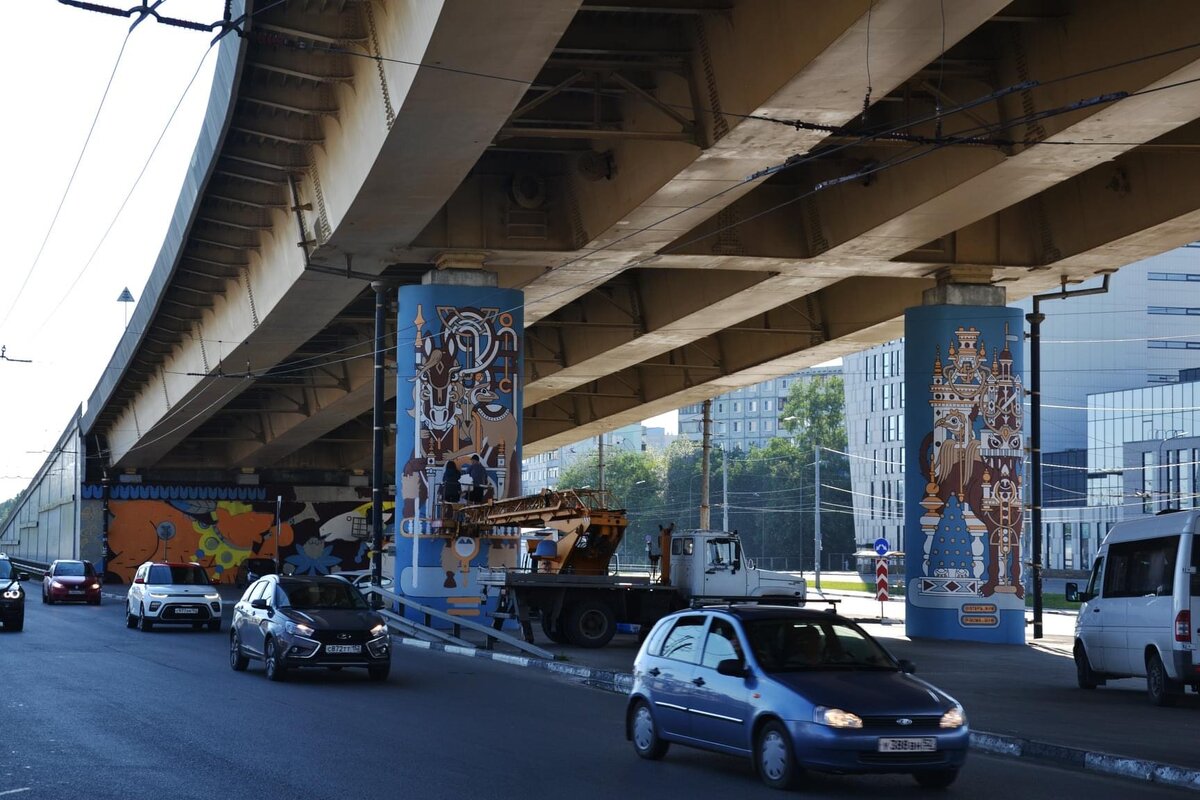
0,788 -> 32,796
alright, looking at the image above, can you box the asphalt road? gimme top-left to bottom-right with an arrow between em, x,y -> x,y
0,593 -> 1192,800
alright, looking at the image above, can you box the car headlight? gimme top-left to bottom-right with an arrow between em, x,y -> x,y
2,588 -> 20,600
149,592 -> 168,599
51,580 -> 65,589
939,705 -> 966,729
90,583 -> 100,590
204,592 -> 220,601
814,706 -> 863,729
285,621 -> 315,637
370,623 -> 388,638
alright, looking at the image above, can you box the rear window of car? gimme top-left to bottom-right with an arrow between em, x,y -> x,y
148,565 -> 211,585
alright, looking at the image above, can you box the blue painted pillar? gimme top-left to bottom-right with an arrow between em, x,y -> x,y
393,271 -> 523,619
904,286 -> 1026,644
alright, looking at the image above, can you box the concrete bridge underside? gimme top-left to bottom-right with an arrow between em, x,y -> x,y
84,0 -> 1200,480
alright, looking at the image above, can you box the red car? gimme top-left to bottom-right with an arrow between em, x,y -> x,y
42,560 -> 102,605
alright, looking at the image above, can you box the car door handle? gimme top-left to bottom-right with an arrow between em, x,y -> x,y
1092,608 -> 1101,613
647,667 -> 661,677
692,677 -> 706,687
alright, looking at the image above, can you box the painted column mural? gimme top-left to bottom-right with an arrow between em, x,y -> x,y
904,306 -> 1026,644
394,283 -> 524,620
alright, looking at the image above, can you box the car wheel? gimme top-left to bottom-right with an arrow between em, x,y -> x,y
914,769 -> 959,789
126,604 -> 137,629
368,663 -> 391,682
208,620 -> 221,632
41,589 -> 47,604
264,637 -> 287,682
540,612 -> 568,644
45,591 -> 54,606
229,631 -> 249,672
9,614 -> 23,633
756,720 -> 800,790
1147,651 -> 1182,707
630,700 -> 669,760
1074,643 -> 1101,690
88,597 -> 101,606
564,600 -> 616,648
137,603 -> 153,632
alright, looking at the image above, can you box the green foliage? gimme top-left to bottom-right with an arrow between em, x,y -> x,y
0,490 -> 25,530
552,382 -> 858,571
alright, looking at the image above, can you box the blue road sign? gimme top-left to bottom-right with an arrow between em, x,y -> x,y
874,537 -> 890,557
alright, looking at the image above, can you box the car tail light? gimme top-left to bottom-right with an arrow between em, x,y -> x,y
1175,610 -> 1191,643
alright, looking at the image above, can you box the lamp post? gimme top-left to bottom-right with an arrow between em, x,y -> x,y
1158,430 -> 1190,511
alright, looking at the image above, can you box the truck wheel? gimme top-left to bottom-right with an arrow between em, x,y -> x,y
1146,651 -> 1182,707
540,613 -> 568,644
565,600 -> 616,648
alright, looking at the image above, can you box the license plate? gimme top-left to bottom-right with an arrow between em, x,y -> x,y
325,644 -> 361,654
69,590 -> 83,595
174,607 -> 199,615
878,737 -> 937,753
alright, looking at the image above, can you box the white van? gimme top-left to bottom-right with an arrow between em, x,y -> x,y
1066,510 -> 1200,706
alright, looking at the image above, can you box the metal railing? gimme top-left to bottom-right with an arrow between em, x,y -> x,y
359,584 -> 555,660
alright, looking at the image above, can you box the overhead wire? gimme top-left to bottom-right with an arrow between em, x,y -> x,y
0,26 -> 135,333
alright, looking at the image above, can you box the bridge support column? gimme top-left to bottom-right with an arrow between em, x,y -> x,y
393,266 -> 524,619
903,270 -> 1025,644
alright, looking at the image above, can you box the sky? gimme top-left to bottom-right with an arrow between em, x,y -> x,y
0,1 -> 227,499
0,1 -> 680,501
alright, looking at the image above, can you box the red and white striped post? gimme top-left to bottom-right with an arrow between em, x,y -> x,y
875,557 -> 889,618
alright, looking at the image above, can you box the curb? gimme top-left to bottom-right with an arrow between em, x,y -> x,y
401,636 -> 1200,792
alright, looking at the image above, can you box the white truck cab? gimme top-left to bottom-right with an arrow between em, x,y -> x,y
665,529 -> 806,602
1066,509 -> 1200,705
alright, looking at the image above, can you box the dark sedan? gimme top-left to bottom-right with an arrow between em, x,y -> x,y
42,559 -> 101,605
229,575 -> 391,682
626,606 -> 968,790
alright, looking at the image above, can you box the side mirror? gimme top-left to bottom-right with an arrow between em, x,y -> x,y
134,577 -> 145,585
250,598 -> 270,610
16,572 -> 29,581
1065,582 -> 1085,603
898,659 -> 916,674
716,658 -> 748,678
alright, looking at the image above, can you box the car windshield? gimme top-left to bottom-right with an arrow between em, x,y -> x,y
0,560 -> 11,580
55,562 -> 90,577
280,580 -> 368,610
148,565 -> 210,585
745,618 -> 897,672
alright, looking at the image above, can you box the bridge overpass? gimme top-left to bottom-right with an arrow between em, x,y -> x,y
70,0 -> 1200,479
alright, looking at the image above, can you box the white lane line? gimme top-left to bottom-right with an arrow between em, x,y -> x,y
0,788 -> 32,796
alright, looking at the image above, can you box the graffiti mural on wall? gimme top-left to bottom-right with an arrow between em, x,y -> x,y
395,283 -> 524,616
91,485 -> 394,585
905,307 -> 1026,643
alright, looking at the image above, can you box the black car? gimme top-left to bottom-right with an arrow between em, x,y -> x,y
0,555 -> 30,632
234,557 -> 277,589
229,575 -> 391,682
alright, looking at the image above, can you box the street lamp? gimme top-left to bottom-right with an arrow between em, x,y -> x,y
1158,430 -> 1190,510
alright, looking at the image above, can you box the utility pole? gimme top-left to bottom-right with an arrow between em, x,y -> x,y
1027,274 -> 1109,639
597,433 -> 605,493
814,446 -> 822,590
700,399 -> 711,528
370,281 -> 387,591
722,442 -> 729,531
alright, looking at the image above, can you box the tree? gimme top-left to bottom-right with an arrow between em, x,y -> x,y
556,447 -> 664,564
0,490 -> 24,530
779,375 -> 856,566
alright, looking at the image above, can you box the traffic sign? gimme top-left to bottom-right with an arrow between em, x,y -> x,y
873,537 -> 890,557
875,558 -> 889,602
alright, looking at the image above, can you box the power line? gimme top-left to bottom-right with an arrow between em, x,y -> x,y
0,26 -> 134,333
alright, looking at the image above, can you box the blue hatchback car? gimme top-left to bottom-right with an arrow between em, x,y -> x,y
626,606 -> 968,790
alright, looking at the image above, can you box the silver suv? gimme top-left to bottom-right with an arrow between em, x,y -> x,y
126,561 -> 222,632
